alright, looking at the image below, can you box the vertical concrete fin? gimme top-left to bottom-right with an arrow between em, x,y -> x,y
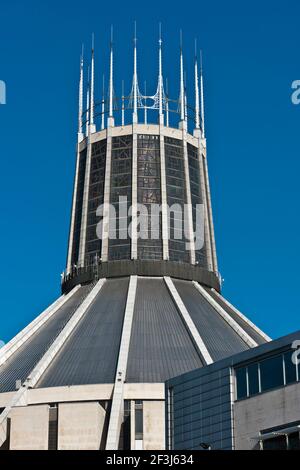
164,276 -> 213,365
78,131 -> 93,267
196,139 -> 213,271
193,282 -> 258,347
202,147 -> 218,273
159,133 -> 169,260
131,130 -> 138,259
182,130 -> 196,264
106,275 -> 137,450
67,136 -> 84,272
101,129 -> 113,261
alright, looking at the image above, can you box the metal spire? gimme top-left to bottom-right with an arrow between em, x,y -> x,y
122,80 -> 125,126
90,34 -> 96,132
86,65 -> 90,137
158,23 -> 164,125
200,50 -> 205,138
108,25 -> 114,127
166,78 -> 169,127
144,81 -> 147,125
78,46 -> 84,142
132,21 -> 138,124
101,74 -> 105,130
179,30 -> 185,124
194,39 -> 200,132
184,71 -> 188,121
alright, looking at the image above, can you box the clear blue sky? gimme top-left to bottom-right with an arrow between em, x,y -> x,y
0,0 -> 299,343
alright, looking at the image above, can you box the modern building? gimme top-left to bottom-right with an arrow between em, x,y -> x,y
165,331 -> 300,450
0,29 -> 272,450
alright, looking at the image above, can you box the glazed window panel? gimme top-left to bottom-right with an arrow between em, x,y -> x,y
260,355 -> 284,392
187,143 -> 207,268
84,140 -> 107,265
284,351 -> 297,385
236,367 -> 248,400
137,134 -> 162,260
71,148 -> 87,265
235,350 -> 299,400
165,137 -> 189,263
108,135 -> 133,260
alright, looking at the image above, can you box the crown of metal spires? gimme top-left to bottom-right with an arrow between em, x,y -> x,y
77,25 -> 206,142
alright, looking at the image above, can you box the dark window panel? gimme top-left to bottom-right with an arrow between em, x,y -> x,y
248,363 -> 259,395
288,432 -> 300,450
236,367 -> 248,399
263,436 -> 287,450
260,355 -> 284,392
71,149 -> 87,265
284,351 -> 297,385
187,143 -> 207,268
84,140 -> 107,260
137,135 -> 162,260
108,136 -> 132,260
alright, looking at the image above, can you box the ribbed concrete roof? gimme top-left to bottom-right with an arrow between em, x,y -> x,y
174,280 -> 249,361
126,278 -> 203,383
0,277 -> 268,393
0,285 -> 90,393
38,278 -> 129,388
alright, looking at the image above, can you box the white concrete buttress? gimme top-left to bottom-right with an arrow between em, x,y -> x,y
164,276 -> 213,365
106,275 -> 137,450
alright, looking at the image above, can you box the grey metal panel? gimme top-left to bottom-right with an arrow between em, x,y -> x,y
205,288 -> 267,345
38,278 -> 129,387
169,363 -> 233,450
62,259 -> 221,294
173,280 -> 249,361
0,286 -> 90,393
126,278 -> 203,383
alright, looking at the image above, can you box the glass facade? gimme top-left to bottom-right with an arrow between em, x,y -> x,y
235,349 -> 299,400
187,143 -> 207,268
165,137 -> 189,262
85,140 -> 107,265
137,134 -> 163,260
108,135 -> 132,260
71,149 -> 87,266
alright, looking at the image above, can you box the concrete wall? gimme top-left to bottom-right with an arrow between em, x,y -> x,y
143,401 -> 165,450
234,382 -> 300,450
85,124 -> 199,149
10,405 -> 49,450
58,401 -> 106,450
